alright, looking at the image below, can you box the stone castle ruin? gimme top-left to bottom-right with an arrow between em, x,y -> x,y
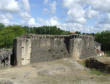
0,34 -> 100,68
11,34 -> 97,66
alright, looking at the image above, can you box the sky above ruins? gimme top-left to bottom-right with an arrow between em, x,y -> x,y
0,0 -> 110,33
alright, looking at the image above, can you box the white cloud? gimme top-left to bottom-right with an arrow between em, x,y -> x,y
49,16 -> 59,25
59,23 -> 83,32
5,13 -> 13,19
28,18 -> 37,26
0,15 -> 9,25
44,0 -> 48,4
18,0 -> 38,26
21,17 -> 37,26
94,24 -> 110,32
37,16 -> 59,26
62,0 -> 110,32
83,0 -> 110,12
43,8 -> 49,13
0,0 -> 110,33
0,0 -> 38,27
20,12 -> 31,20
86,6 -> 99,18
37,15 -> 110,33
44,1 -> 56,14
0,0 -> 20,12
22,0 -> 30,11
50,1 -> 56,13
67,7 -> 86,23
97,13 -> 110,25
63,0 -> 80,9
20,12 -> 38,26
63,0 -> 86,24
37,16 -> 88,32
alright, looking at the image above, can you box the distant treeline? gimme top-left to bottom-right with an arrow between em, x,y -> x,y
24,26 -> 71,35
0,23 -> 70,48
0,23 -> 110,52
0,24 -> 26,48
95,31 -> 110,51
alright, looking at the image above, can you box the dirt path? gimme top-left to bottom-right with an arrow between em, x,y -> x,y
0,58 -> 110,84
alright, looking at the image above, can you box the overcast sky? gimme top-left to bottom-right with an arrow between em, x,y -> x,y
0,0 -> 110,33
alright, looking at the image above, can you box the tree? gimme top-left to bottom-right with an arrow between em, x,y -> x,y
0,23 -> 4,30
0,25 -> 26,48
0,24 -> 71,48
95,31 -> 110,51
26,26 -> 70,35
75,31 -> 81,34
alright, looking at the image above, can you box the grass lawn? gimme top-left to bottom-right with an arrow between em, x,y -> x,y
105,51 -> 110,57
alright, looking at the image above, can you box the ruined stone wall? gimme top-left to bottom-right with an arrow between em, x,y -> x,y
0,49 -> 12,68
12,38 -> 31,66
31,35 -> 70,63
13,34 -> 97,66
70,36 -> 96,60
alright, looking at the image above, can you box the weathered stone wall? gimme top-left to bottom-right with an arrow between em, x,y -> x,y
0,49 -> 12,68
31,36 -> 69,63
13,34 -> 97,66
68,35 -> 96,60
12,38 -> 31,66
71,37 -> 96,59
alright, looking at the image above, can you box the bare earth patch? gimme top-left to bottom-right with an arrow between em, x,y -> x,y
0,58 -> 110,84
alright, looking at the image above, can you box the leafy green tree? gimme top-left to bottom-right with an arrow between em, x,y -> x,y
95,31 -> 110,51
0,23 -> 4,30
75,31 -> 81,34
0,25 -> 26,48
0,24 -> 71,48
26,26 -> 70,35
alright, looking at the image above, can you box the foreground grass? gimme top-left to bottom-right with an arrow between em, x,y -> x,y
106,51 -> 110,57
78,59 -> 110,76
90,69 -> 109,76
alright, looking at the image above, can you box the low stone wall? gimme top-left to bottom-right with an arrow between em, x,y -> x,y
12,34 -> 97,66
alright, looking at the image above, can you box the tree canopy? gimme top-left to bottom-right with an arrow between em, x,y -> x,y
0,25 -> 26,48
24,26 -> 70,35
0,25 -> 71,48
95,31 -> 110,51
0,22 -> 110,52
0,23 -> 4,30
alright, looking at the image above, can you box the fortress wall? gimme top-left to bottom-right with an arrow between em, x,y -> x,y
70,38 -> 83,60
13,38 -> 31,66
71,36 -> 96,60
80,37 -> 96,59
13,35 -> 97,66
30,36 -> 70,63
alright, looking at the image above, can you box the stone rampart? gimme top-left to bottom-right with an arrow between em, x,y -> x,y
12,34 -> 97,66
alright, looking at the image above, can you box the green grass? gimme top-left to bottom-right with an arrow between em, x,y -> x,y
90,69 -> 108,76
106,51 -> 110,57
79,59 -> 110,76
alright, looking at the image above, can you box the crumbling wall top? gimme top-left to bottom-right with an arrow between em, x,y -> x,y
16,34 -> 93,40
